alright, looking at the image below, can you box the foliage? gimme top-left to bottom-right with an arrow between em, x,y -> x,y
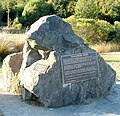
75,0 -> 100,19
22,0 -> 54,26
51,0 -> 77,18
64,16 -> 120,44
66,0 -> 77,16
12,4 -> 24,18
97,0 -> 119,23
12,17 -> 22,29
108,30 -> 120,43
0,0 -> 120,26
0,0 -> 15,10
114,21 -> 120,28
0,9 -> 5,24
51,0 -> 69,18
0,0 -> 27,26
111,1 -> 120,21
108,21 -> 120,43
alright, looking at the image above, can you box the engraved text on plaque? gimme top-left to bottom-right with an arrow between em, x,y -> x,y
61,52 -> 99,84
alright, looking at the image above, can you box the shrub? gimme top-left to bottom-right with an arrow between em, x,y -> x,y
75,0 -> 100,19
111,1 -> 120,21
97,0 -> 119,23
108,30 -> 120,43
107,21 -> 120,43
64,16 -> 115,44
12,17 -> 22,29
114,21 -> 120,29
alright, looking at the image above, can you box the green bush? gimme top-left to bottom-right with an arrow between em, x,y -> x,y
97,0 -> 119,23
111,1 -> 120,21
108,21 -> 120,43
64,16 -> 116,44
108,30 -> 120,43
12,17 -> 22,29
75,0 -> 100,19
114,21 -> 120,29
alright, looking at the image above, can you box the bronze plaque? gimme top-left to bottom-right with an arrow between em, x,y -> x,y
61,52 -> 99,84
33,63 -> 48,73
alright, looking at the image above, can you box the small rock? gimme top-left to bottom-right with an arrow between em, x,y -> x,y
2,52 -> 23,94
0,109 -> 4,116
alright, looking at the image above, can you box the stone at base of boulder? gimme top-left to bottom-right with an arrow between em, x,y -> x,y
0,109 -> 4,116
21,87 -> 44,106
2,52 -> 23,94
21,87 -> 33,101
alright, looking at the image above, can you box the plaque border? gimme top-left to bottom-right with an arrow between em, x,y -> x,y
60,52 -> 100,84
33,63 -> 49,74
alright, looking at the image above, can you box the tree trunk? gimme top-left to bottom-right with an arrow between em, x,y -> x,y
7,1 -> 10,27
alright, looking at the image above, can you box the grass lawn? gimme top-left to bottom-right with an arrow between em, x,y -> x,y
100,53 -> 120,79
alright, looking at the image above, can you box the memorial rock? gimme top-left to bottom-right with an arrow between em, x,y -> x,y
20,15 -> 116,107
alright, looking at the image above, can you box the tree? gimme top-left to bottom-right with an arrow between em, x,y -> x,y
22,0 -> 54,26
111,1 -> 120,21
96,0 -> 119,23
0,2 -> 5,24
0,0 -> 28,26
75,0 -> 100,19
66,0 -> 77,16
7,0 -> 10,27
51,0 -> 69,18
0,0 -> 16,27
50,0 -> 77,18
12,0 -> 28,19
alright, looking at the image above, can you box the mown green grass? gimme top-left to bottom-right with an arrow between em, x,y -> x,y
100,53 -> 120,78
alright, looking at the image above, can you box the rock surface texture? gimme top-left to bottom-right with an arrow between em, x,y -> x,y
2,52 -> 23,93
19,15 -> 116,107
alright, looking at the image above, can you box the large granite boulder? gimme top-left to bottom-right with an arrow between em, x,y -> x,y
2,52 -> 23,94
20,15 -> 116,107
